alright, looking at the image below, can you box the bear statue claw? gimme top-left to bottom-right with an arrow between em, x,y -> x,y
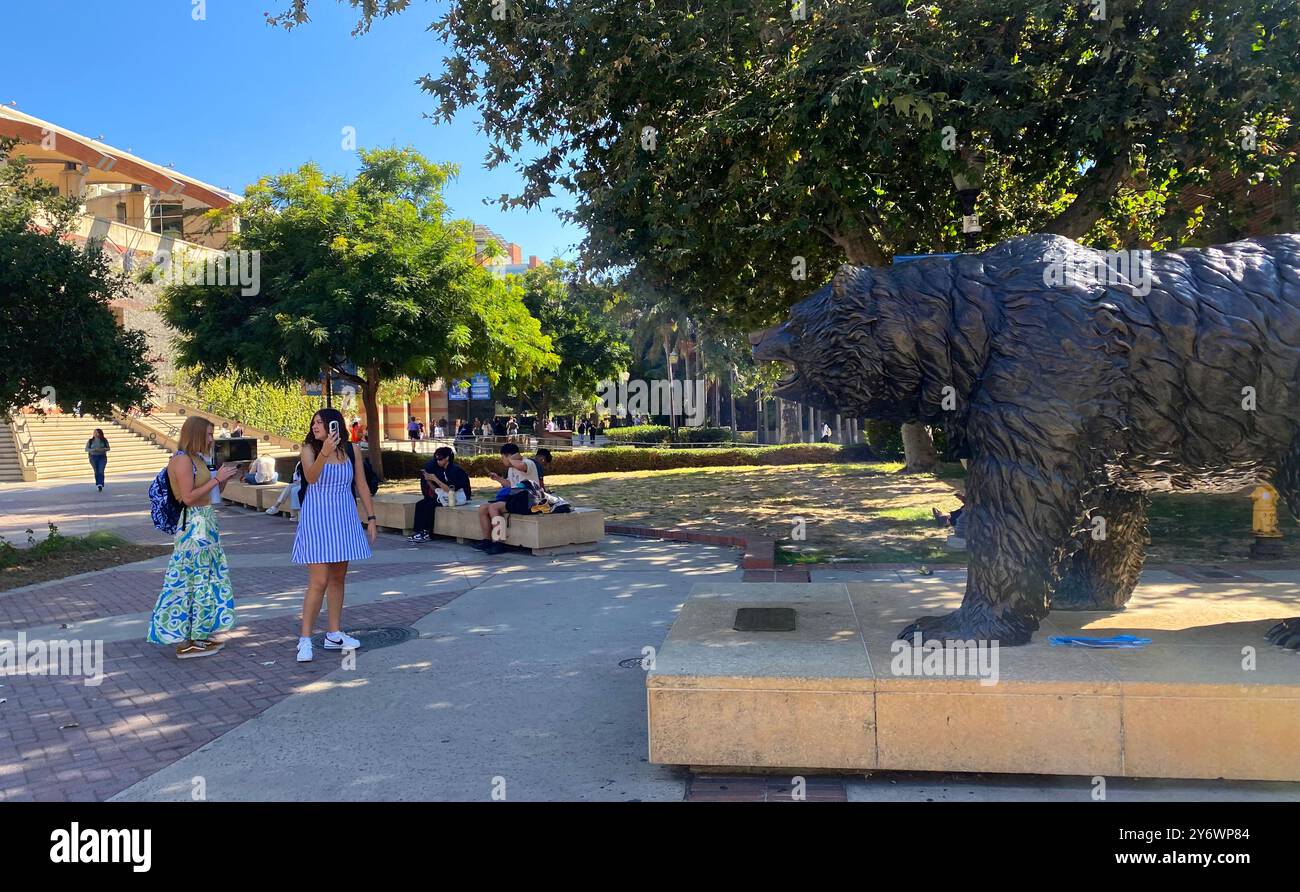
897,607 -> 1035,647
1264,618 -> 1300,650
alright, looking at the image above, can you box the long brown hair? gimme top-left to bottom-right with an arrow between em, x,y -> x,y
304,407 -> 349,460
175,416 -> 212,487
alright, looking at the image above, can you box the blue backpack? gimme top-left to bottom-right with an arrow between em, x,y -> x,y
149,455 -> 191,534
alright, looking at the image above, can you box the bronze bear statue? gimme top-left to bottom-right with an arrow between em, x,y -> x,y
752,233 -> 1300,648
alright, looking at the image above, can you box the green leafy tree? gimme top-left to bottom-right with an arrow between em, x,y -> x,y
160,147 -> 557,476
508,260 -> 632,422
176,367 -> 326,441
274,0 -> 1300,470
0,139 -> 155,415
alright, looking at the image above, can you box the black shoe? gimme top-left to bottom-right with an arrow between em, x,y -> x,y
97,484 -> 103,492
484,542 -> 507,555
471,539 -> 491,550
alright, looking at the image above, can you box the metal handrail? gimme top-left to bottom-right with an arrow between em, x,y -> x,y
7,413 -> 38,470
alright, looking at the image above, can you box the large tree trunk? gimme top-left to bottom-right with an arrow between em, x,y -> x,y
901,423 -> 940,473
362,370 -> 384,479
1044,154 -> 1131,238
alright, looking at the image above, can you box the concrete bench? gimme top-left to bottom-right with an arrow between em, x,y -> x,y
367,493 -> 424,535
433,501 -> 605,555
222,480 -> 291,510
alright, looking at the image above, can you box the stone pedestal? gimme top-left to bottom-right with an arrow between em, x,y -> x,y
647,579 -> 1300,781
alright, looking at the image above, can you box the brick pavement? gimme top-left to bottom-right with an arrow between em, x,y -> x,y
0,590 -> 461,802
0,558 -> 453,631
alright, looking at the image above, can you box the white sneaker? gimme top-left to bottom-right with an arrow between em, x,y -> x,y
322,630 -> 361,650
265,506 -> 280,515
296,638 -> 313,662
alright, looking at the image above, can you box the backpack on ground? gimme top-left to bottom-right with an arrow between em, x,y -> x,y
149,464 -> 188,534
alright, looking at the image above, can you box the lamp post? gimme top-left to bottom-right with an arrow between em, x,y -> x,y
668,348 -> 679,432
729,363 -> 738,442
953,150 -> 986,251
619,369 -> 631,423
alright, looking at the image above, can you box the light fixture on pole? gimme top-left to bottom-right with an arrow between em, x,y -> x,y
953,150 -> 986,251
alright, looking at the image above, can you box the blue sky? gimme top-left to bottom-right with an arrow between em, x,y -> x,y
0,0 -> 578,259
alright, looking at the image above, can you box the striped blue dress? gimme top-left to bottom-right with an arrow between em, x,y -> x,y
291,459 -> 373,564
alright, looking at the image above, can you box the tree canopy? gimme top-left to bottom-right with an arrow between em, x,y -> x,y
270,0 -> 1299,465
508,260 -> 632,419
0,138 -> 155,416
160,146 -> 557,474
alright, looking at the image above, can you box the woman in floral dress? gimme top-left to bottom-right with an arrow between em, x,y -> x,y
146,416 -> 239,659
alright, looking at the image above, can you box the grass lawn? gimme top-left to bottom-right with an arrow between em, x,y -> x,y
381,460 -> 1289,567
381,461 -> 969,564
0,529 -> 172,592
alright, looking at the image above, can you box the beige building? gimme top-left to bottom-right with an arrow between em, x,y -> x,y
1,106 -> 243,397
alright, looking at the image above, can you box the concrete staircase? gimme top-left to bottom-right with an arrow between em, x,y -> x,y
0,420 -> 23,482
15,414 -> 171,481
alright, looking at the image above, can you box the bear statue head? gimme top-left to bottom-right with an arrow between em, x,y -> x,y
750,263 -> 946,425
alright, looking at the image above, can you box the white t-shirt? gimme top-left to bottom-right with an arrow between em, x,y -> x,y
506,458 -> 540,489
251,454 -> 277,483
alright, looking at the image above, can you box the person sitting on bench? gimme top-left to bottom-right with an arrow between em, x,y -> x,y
243,453 -> 279,485
475,443 -> 541,554
408,447 -> 472,542
532,448 -> 552,486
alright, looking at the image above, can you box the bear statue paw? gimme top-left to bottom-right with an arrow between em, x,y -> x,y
897,606 -> 1035,647
1264,617 -> 1300,650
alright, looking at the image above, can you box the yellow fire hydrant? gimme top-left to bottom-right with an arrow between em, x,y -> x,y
1251,482 -> 1282,538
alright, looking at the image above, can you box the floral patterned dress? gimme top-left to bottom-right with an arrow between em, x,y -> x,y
147,461 -> 235,645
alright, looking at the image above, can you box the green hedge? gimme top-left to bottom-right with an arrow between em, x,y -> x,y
379,443 -> 850,479
604,424 -> 751,444
603,424 -> 671,443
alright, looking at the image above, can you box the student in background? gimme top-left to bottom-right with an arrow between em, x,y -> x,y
475,443 -> 540,555
533,448 -> 552,485
85,428 -> 110,491
266,461 -> 303,519
408,446 -> 473,542
243,453 -> 279,485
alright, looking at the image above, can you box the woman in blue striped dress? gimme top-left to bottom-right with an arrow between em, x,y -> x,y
293,408 -> 377,662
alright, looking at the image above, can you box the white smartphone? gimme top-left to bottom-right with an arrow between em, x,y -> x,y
329,420 -> 340,439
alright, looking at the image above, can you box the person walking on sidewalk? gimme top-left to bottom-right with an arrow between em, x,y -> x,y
292,408 -> 377,663
85,428 -> 110,491
146,416 -> 239,659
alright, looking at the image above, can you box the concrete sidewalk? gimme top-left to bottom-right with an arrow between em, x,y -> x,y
4,478 -> 1299,802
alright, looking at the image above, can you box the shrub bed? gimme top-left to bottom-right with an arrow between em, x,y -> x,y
378,443 -> 852,479
604,424 -> 756,445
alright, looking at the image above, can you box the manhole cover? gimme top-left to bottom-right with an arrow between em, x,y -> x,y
309,626 -> 418,651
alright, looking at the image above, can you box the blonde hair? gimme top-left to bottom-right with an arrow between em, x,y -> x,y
175,416 -> 212,488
